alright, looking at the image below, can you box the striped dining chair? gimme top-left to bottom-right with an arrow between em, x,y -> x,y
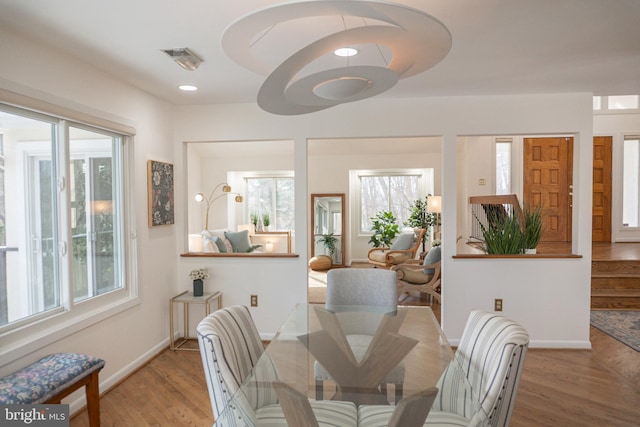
197,305 -> 275,421
432,310 -> 530,427
197,305 -> 358,426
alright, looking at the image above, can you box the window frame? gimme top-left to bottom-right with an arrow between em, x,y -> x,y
352,168 -> 434,235
0,97 -> 138,364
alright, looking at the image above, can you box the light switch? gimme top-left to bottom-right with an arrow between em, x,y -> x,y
479,179 -> 486,186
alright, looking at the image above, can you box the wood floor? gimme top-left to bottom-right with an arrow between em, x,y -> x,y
70,310 -> 640,427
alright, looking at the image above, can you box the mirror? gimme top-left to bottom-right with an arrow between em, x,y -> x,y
311,194 -> 345,266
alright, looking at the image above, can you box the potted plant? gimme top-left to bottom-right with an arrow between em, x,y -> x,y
369,211 -> 400,248
262,213 -> 271,231
318,233 -> 338,262
476,212 -> 525,254
404,195 -> 436,256
523,205 -> 543,253
250,212 -> 259,229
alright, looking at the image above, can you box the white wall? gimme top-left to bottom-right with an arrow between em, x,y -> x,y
175,93 -> 594,348
0,26 -> 179,412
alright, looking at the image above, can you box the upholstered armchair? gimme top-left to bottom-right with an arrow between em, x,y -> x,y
367,228 -> 425,268
392,245 -> 441,304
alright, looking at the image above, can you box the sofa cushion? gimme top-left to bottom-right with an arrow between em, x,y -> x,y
369,251 -> 411,266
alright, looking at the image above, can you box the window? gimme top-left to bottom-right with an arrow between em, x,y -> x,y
245,175 -> 294,231
623,137 -> 640,227
0,104 -> 132,333
356,169 -> 433,233
593,95 -> 639,112
495,139 -> 512,195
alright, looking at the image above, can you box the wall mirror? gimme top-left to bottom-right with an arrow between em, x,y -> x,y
311,194 -> 345,266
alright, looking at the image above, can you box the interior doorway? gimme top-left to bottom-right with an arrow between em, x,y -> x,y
523,137 -> 574,243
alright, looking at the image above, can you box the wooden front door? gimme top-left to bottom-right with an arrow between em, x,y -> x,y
523,137 -> 574,242
592,136 -> 613,242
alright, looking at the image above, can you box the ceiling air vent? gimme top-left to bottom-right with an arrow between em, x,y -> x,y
161,48 -> 203,71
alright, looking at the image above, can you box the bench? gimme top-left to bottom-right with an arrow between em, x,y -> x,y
0,353 -> 105,427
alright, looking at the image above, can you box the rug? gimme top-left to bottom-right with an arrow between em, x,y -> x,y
590,310 -> 640,352
307,269 -> 327,304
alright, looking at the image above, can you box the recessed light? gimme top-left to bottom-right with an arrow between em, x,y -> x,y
334,47 -> 359,57
179,85 -> 198,91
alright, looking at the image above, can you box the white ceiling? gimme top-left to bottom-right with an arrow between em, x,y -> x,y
1,0 -> 639,107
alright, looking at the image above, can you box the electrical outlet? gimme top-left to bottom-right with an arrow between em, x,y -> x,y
494,298 -> 503,312
251,295 -> 258,307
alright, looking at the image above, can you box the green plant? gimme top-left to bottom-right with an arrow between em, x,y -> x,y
318,233 -> 338,256
475,212 -> 525,254
523,205 -> 543,249
250,212 -> 259,227
404,195 -> 437,252
262,213 -> 271,227
369,211 -> 400,248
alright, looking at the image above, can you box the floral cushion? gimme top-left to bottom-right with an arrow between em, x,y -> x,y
0,353 -> 105,404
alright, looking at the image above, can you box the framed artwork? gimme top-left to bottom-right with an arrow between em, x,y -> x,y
147,160 -> 174,226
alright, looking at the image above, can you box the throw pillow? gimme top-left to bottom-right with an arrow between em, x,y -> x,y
423,245 -> 442,275
391,232 -> 415,250
225,230 -> 252,253
212,236 -> 227,253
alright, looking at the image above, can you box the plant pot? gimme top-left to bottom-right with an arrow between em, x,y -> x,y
524,248 -> 537,255
193,279 -> 203,297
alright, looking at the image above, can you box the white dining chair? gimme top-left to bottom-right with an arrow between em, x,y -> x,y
314,268 -> 405,403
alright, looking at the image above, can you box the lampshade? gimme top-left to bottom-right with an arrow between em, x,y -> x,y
427,196 -> 442,214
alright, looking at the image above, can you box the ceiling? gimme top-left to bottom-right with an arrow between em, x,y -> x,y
1,0 -> 639,107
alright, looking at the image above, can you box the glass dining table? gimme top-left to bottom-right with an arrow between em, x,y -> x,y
212,304 -> 488,426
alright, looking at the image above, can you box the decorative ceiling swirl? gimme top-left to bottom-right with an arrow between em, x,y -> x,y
222,1 -> 452,115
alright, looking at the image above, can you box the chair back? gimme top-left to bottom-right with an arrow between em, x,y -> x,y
453,310 -> 529,427
326,268 -> 397,313
197,305 -> 276,420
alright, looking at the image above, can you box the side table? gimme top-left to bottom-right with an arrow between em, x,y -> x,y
170,290 -> 222,351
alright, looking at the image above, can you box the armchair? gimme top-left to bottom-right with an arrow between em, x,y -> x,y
367,228 -> 425,268
392,245 -> 441,304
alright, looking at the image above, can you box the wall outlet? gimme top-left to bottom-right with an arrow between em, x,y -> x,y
250,295 -> 258,307
494,298 -> 503,311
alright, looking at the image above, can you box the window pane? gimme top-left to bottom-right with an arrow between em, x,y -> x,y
623,139 -> 640,227
361,176 -> 389,231
246,176 -> 294,231
592,96 -> 601,110
360,174 -> 421,232
390,175 -> 419,226
275,178 -> 294,230
496,142 -> 511,195
608,95 -> 639,110
69,126 -> 121,302
0,110 -> 58,326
